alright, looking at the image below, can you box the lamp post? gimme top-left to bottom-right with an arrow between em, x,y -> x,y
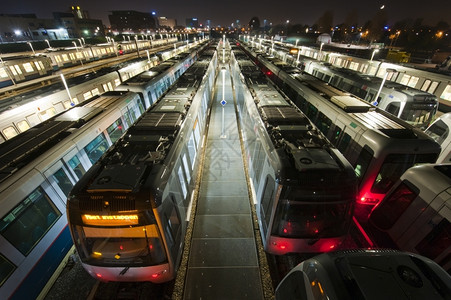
27,42 -> 35,55
60,74 -> 74,106
373,68 -> 397,105
370,49 -> 379,61
220,67 -> 227,139
319,42 -> 324,60
81,37 -> 85,45
295,39 -> 299,47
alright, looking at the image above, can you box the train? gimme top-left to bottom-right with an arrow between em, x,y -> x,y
303,61 -> 438,128
66,44 -> 218,283
425,113 -> 451,163
246,37 -> 451,112
275,249 -> 451,299
0,37 -> 179,88
238,42 -> 441,218
369,163 -> 451,273
252,40 -> 438,128
0,40 -> 201,144
0,43 -> 205,299
230,47 -> 357,255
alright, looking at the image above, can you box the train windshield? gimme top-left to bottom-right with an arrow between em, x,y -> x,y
371,153 -> 438,195
397,103 -> 436,128
272,184 -> 354,238
71,223 -> 167,267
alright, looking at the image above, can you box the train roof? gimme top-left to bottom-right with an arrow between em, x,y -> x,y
234,54 -> 346,174
0,106 -> 102,183
73,57 -> 213,195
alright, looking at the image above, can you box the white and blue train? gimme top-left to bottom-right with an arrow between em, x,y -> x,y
0,42 -> 205,299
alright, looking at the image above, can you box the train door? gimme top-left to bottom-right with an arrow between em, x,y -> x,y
413,201 -> 451,272
44,160 -> 77,202
259,176 -> 276,241
64,148 -> 89,181
162,195 -> 183,266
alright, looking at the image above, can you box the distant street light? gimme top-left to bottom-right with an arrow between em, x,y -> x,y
27,42 -> 35,55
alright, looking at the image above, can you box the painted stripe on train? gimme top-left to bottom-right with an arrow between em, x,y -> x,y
10,225 -> 73,300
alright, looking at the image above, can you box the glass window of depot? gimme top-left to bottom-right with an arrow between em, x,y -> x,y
0,187 -> 61,256
84,133 -> 109,164
68,154 -> 86,179
0,253 -> 16,287
106,119 -> 125,144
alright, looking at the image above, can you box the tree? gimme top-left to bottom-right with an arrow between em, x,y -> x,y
315,10 -> 334,34
249,17 -> 260,34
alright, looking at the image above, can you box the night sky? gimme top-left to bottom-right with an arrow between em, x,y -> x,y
2,0 -> 449,28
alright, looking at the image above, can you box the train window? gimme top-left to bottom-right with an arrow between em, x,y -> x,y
8,66 -> 18,76
316,112 -> 332,136
34,61 -> 43,71
425,119 -> 448,144
2,126 -> 18,140
0,186 -> 61,256
62,54 -> 69,62
261,176 -> 276,231
106,119 -> 125,144
421,80 -> 432,92
0,254 -> 16,288
69,53 -> 76,60
415,219 -> 451,260
371,154 -> 431,195
83,91 -> 93,100
337,132 -> 351,154
16,120 -> 30,133
386,102 -> 400,116
55,56 -> 62,63
253,143 -> 265,186
187,133 -> 196,168
349,62 -> 359,71
305,103 -> 318,122
177,166 -> 188,199
50,168 -> 74,197
182,154 -> 191,183
73,223 -> 167,266
84,134 -> 109,164
40,107 -> 57,121
114,78 -> 121,87
275,270 -> 308,300
0,67 -> 8,78
440,85 -> 451,102
428,82 -> 439,94
370,181 -> 418,230
68,155 -> 86,179
354,147 -> 373,185
91,88 -> 100,97
408,76 -> 419,88
22,62 -> 34,73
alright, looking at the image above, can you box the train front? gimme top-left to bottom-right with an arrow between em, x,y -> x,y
66,164 -> 172,283
267,148 -> 357,255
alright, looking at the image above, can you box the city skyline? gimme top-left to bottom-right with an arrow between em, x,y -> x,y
1,0 -> 450,28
